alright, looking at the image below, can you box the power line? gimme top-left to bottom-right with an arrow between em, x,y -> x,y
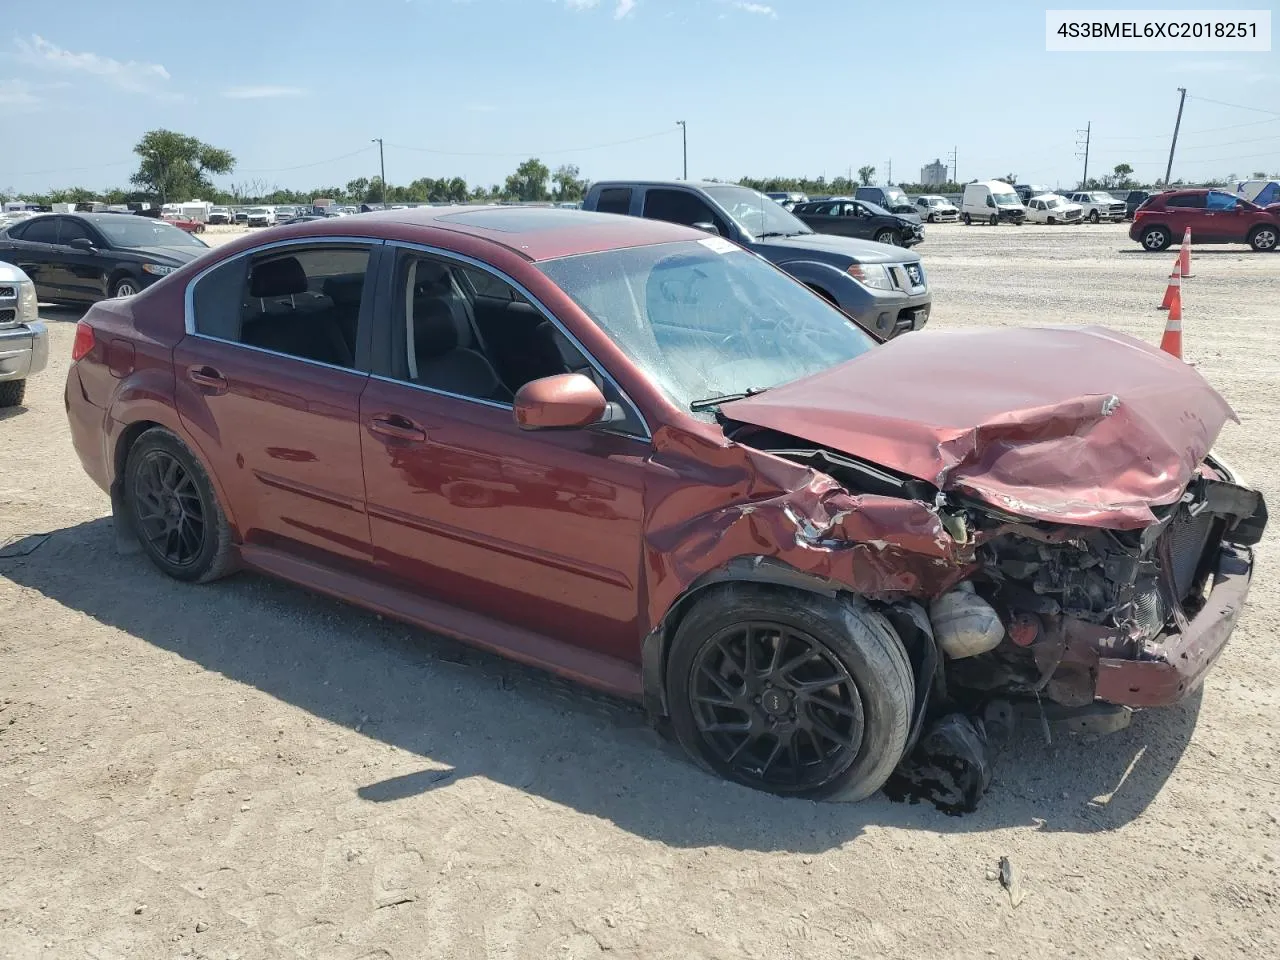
386,128 -> 677,158
8,159 -> 132,177
1186,95 -> 1280,118
236,146 -> 377,174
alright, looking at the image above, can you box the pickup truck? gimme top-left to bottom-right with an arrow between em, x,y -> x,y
582,180 -> 930,339
1066,191 -> 1127,223
0,262 -> 49,407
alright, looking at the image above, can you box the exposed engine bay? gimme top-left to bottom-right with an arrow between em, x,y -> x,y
729,424 -> 1268,812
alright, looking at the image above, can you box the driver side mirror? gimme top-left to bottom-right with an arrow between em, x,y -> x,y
691,221 -> 721,236
69,237 -> 95,251
513,373 -> 610,430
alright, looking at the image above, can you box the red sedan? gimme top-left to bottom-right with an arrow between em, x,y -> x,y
1131,188 -> 1278,252
162,214 -> 206,234
65,207 -> 1266,808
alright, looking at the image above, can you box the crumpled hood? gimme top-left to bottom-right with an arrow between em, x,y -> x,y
722,326 -> 1237,529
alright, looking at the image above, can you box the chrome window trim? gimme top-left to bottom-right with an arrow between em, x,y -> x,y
185,331 -> 369,376
386,240 -> 652,440
182,235 -> 385,336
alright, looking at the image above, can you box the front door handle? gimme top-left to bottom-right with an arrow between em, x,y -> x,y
187,364 -> 228,394
369,414 -> 427,443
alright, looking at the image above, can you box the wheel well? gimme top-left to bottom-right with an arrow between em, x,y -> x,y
805,283 -> 838,306
640,561 -> 841,719
114,420 -> 163,487
1247,223 -> 1275,237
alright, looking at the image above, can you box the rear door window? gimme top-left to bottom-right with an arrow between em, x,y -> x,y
17,218 -> 58,244
192,244 -> 373,369
1165,194 -> 1207,209
594,188 -> 632,215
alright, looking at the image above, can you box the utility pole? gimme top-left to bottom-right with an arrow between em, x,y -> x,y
371,138 -> 386,205
946,146 -> 958,184
885,159 -> 892,184
676,121 -> 687,180
1164,88 -> 1188,186
1075,122 -> 1091,188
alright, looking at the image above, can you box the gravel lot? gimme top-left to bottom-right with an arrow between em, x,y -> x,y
2,222 -> 1277,959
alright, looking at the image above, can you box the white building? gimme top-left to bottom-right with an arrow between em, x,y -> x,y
920,159 -> 949,187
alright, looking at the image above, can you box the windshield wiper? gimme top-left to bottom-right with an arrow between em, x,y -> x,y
755,230 -> 809,239
690,387 -> 768,412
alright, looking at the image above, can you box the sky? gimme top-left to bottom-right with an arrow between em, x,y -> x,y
1,0 -> 1278,197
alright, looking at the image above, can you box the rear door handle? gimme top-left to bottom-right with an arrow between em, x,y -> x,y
187,364 -> 228,394
369,414 -> 427,443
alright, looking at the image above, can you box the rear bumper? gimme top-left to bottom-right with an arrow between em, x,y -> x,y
1095,545 -> 1253,707
0,321 -> 48,382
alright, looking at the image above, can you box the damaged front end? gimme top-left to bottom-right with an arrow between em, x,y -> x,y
726,431 -> 1266,812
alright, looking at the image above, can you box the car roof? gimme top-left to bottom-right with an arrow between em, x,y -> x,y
258,204 -> 706,262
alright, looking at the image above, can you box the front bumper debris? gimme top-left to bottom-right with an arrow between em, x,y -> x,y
1095,545 -> 1253,707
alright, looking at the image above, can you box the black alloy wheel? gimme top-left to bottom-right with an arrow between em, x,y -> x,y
130,448 -> 207,569
689,620 -> 865,791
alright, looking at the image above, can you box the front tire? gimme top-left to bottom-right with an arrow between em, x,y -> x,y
1047,216 -> 1056,225
1141,226 -> 1172,251
124,428 -> 236,583
1248,225 -> 1278,252
926,213 -> 936,223
874,229 -> 897,245
1089,210 -> 1101,223
110,275 -> 140,298
988,214 -> 998,226
962,213 -> 972,225
0,380 -> 25,408
666,584 -> 914,802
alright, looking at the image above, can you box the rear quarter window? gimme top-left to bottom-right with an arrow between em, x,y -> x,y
594,188 -> 632,215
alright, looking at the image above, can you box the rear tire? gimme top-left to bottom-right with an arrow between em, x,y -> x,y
1141,226 -> 1172,251
124,428 -> 236,583
1248,225 -> 1278,252
0,380 -> 25,408
665,584 -> 914,802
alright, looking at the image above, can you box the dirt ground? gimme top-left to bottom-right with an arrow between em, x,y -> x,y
2,222 -> 1277,960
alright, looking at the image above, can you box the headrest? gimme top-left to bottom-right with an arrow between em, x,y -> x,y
323,275 -> 364,307
250,257 -> 307,298
414,296 -> 471,359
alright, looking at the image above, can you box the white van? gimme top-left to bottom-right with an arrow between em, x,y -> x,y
961,180 -> 1026,225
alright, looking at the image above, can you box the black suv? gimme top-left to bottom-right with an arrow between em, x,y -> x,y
582,181 -> 930,339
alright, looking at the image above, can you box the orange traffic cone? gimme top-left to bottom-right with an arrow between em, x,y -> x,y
1179,228 -> 1193,277
1159,269 -> 1182,359
1158,260 -> 1181,310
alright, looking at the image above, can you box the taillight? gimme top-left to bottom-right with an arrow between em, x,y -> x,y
71,321 -> 96,361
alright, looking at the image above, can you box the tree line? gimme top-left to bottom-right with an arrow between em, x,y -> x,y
5,129 -> 1277,208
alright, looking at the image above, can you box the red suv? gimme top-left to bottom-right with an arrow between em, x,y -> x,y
1131,188 -> 1279,252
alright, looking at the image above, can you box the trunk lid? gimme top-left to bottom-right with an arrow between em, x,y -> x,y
722,326 -> 1236,529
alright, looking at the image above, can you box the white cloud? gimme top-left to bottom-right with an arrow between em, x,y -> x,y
565,0 -> 600,8
0,79 -> 40,107
734,1 -> 777,16
14,34 -> 173,96
614,0 -> 636,19
221,85 -> 307,99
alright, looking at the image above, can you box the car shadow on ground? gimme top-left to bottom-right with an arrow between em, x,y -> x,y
1,517 -> 1201,852
38,305 -> 89,323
